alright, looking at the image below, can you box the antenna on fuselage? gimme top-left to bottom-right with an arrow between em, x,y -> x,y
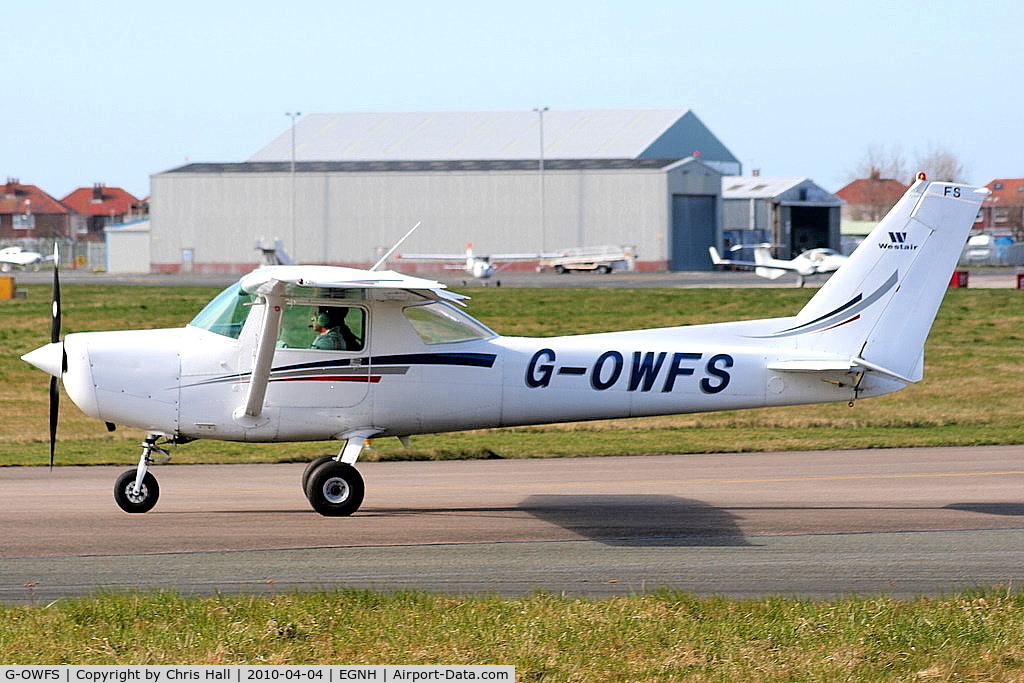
370,221 -> 422,271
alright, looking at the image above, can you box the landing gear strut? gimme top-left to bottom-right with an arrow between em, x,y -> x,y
113,435 -> 171,513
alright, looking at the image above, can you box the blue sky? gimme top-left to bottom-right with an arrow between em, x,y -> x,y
4,0 -> 1020,199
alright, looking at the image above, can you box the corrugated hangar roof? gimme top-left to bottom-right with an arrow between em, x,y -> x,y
723,177 -> 809,199
722,176 -> 841,205
248,109 -> 739,165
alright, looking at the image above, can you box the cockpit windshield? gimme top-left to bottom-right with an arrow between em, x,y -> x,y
188,283 -> 255,339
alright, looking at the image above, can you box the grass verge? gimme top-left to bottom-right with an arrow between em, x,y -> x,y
3,588 -> 1024,680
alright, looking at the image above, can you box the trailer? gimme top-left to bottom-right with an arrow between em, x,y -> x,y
539,245 -> 636,274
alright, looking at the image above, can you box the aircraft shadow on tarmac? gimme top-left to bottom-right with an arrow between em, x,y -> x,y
945,503 -> 1024,517
518,494 -> 751,547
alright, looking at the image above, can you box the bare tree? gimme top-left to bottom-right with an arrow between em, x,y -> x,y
843,145 -> 910,221
848,143 -> 908,184
915,143 -> 968,182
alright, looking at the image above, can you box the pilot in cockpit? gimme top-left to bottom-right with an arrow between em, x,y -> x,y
310,308 -> 359,350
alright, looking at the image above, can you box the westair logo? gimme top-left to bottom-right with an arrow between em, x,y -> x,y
880,231 -> 918,250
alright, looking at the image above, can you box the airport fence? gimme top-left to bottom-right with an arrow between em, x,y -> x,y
0,238 -> 107,271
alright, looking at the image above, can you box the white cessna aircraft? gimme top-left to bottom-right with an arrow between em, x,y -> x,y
396,244 -> 562,279
708,244 -> 849,286
0,246 -> 48,272
23,177 -> 986,516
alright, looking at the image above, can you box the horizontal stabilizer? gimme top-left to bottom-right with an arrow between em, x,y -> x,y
768,356 -> 917,385
767,359 -> 857,373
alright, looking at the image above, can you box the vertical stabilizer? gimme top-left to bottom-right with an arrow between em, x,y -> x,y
771,178 -> 987,382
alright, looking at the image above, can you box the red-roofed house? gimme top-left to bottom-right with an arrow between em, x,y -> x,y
834,173 -> 910,222
0,178 -> 76,241
61,183 -> 144,241
977,178 -> 1024,240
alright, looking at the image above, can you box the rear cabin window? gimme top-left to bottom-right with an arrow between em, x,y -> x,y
403,302 -> 494,344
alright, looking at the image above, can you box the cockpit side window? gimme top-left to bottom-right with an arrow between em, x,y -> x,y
188,283 -> 255,339
278,304 -> 366,351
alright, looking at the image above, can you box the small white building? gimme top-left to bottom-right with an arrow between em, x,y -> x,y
104,219 -> 151,273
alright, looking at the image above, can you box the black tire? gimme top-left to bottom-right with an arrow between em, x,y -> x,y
114,469 -> 160,513
304,461 -> 365,516
302,454 -> 337,492
598,265 -> 611,274
554,265 -> 566,274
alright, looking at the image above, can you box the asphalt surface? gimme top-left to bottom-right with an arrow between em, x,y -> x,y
2,445 -> 1023,604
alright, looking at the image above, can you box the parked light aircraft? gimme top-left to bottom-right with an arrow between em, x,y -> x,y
708,244 -> 849,286
396,244 -> 562,279
22,177 -> 987,516
0,246 -> 48,272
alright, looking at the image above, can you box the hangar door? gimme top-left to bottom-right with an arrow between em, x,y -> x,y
670,194 -> 716,271
789,206 -> 832,253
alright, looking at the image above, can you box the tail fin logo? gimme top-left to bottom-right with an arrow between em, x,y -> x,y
880,232 -> 918,251
753,271 -> 899,339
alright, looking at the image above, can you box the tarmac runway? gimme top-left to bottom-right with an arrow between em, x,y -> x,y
2,445 -> 1023,604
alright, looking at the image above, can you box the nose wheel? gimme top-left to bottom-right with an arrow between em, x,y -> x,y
114,469 -> 160,513
113,435 -> 171,513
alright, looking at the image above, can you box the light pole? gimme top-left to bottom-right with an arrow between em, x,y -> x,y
285,111 -> 301,259
533,106 -> 548,252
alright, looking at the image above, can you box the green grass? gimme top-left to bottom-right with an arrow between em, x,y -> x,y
3,588 -> 1024,679
2,284 -> 1023,465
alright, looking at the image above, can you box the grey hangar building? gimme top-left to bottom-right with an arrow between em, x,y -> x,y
148,110 -> 840,274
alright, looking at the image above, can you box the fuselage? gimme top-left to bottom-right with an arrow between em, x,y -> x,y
41,283 -> 895,444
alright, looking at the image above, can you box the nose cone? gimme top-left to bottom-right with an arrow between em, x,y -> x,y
22,342 -> 65,378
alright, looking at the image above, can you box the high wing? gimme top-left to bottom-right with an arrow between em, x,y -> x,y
394,252 -> 473,261
396,244 -> 563,262
396,244 -> 564,278
239,265 -> 466,304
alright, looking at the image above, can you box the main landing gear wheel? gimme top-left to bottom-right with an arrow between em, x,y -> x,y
304,460 -> 364,516
114,469 -> 160,513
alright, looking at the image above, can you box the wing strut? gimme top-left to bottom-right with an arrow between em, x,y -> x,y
234,281 -> 285,425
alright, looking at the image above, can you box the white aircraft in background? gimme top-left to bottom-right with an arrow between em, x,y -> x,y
396,244 -> 563,279
23,177 -> 987,516
708,244 -> 849,286
0,246 -> 48,272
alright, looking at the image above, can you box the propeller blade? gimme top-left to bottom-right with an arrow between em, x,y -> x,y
48,244 -> 62,469
48,375 -> 59,469
50,244 -> 61,344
